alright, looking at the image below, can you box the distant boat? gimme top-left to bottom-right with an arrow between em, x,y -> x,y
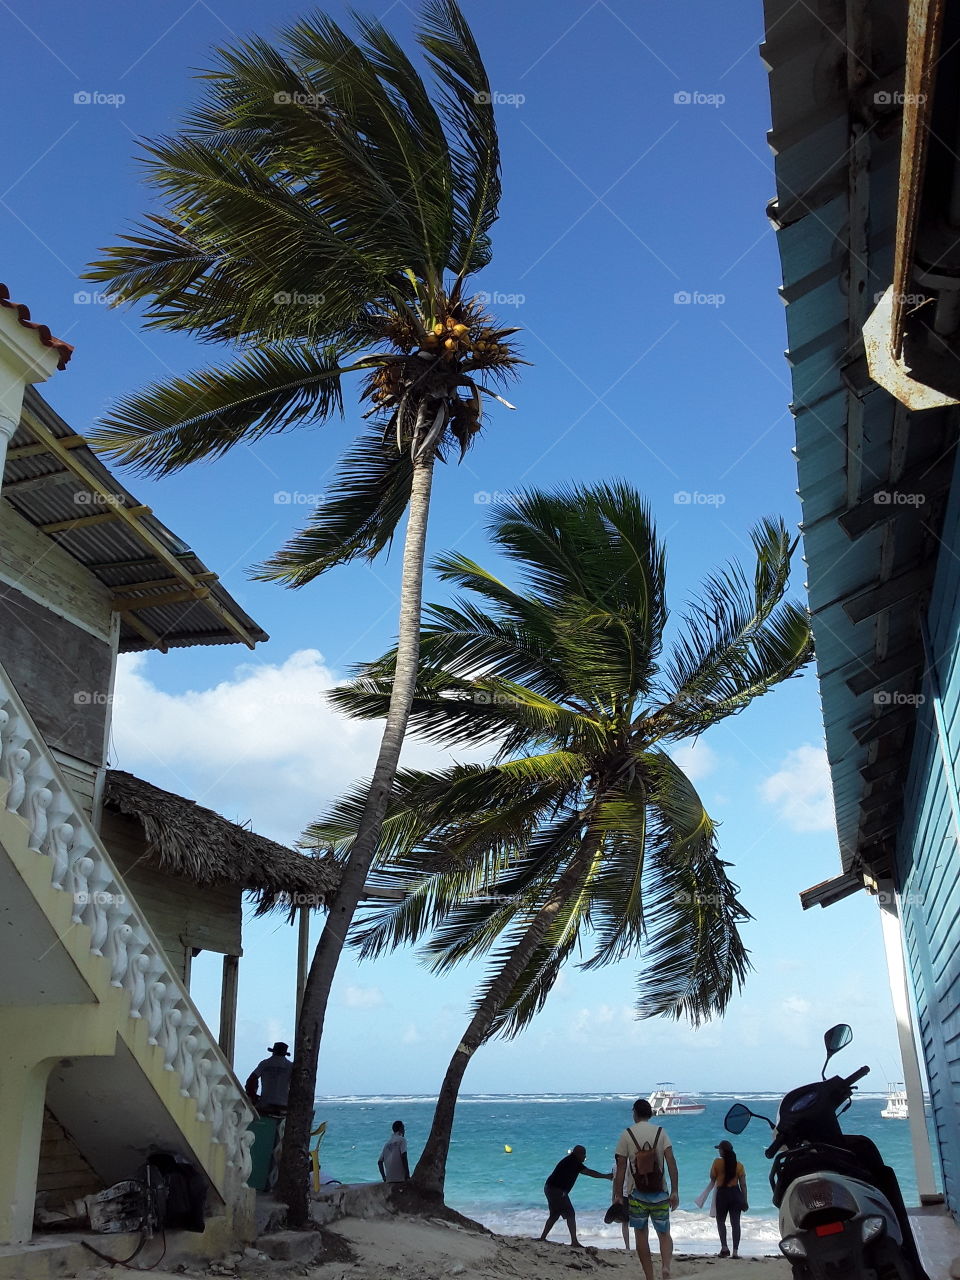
648,1083 -> 706,1116
881,1083 -> 909,1119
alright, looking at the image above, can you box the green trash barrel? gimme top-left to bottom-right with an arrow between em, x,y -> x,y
246,1116 -> 282,1190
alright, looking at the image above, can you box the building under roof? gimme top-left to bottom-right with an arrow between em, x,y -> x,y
763,0 -> 960,1236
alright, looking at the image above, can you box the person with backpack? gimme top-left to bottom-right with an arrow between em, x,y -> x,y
613,1099 -> 680,1280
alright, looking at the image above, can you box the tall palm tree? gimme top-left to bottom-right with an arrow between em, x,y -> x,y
83,0 -> 520,1221
312,482 -> 813,1198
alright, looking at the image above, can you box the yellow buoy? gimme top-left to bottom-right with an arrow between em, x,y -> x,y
504,1144 -> 512,1153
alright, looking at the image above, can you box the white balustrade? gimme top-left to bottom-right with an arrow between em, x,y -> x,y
45,819 -> 73,889
238,1131 -> 255,1182
0,682 -> 254,1172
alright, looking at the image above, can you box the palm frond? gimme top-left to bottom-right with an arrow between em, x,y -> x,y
88,344 -> 349,474
660,518 -> 812,731
418,0 -> 501,278
254,429 -> 414,581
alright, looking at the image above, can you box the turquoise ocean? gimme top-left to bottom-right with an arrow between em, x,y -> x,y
312,1093 -> 937,1256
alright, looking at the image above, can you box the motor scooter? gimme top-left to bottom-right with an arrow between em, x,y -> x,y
724,1024 -> 929,1279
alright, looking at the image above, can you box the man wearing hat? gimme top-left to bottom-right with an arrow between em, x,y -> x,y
245,1041 -> 293,1115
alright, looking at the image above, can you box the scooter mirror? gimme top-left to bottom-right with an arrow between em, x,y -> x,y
824,1023 -> 853,1056
724,1103 -> 752,1134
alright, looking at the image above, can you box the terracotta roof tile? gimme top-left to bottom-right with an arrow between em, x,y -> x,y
0,283 -> 73,370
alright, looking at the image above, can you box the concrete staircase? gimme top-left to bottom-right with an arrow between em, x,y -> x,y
0,656 -> 255,1245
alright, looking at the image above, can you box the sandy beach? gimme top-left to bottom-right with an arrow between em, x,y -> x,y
75,1213 -> 790,1280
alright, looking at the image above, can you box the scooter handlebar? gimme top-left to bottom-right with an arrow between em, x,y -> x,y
844,1064 -> 870,1087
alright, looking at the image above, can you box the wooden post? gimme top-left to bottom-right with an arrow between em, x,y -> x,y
296,907 -> 310,1027
219,954 -> 240,1067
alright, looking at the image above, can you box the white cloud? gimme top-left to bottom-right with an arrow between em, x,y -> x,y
669,739 -> 719,784
759,744 -> 835,833
341,984 -> 386,1009
111,648 -> 485,847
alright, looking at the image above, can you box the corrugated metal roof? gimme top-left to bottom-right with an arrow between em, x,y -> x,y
762,0 -> 958,876
3,388 -> 269,653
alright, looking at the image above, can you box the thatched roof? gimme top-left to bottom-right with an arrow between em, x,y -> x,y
103,770 -> 338,913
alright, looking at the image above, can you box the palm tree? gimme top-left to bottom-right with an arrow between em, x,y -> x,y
312,482 -> 813,1198
83,0 -> 520,1221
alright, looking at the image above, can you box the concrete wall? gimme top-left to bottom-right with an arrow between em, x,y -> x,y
897,445 -> 960,1218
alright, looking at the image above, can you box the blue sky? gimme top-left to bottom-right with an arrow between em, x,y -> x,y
2,0 -> 906,1095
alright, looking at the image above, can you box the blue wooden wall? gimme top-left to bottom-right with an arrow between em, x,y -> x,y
897,448 -> 960,1218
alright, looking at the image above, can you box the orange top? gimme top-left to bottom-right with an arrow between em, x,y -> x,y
711,1157 -> 745,1188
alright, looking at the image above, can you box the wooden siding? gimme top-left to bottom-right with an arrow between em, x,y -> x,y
0,581 -> 113,766
99,809 -> 243,981
36,1108 -> 103,1210
0,501 -> 112,640
897,446 -> 960,1216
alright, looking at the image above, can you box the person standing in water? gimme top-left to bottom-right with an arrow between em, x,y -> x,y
698,1139 -> 748,1258
539,1145 -> 613,1247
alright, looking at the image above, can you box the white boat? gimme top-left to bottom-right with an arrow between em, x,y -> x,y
881,1083 -> 909,1119
648,1083 -> 705,1116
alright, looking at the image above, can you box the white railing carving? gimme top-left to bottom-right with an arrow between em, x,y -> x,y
0,675 -> 254,1176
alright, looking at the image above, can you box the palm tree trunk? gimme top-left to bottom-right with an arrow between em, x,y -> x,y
412,839 -> 596,1199
277,456 -> 435,1225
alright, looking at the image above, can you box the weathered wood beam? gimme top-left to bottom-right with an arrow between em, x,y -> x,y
41,504 -> 150,534
112,586 -> 212,612
838,459 -> 953,539
845,647 -> 921,696
112,572 -> 219,596
6,435 -> 86,461
853,704 -> 916,745
843,565 -> 931,624
118,609 -> 168,653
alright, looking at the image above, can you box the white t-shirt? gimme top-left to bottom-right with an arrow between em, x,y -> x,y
380,1133 -> 408,1182
615,1121 -> 671,1195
